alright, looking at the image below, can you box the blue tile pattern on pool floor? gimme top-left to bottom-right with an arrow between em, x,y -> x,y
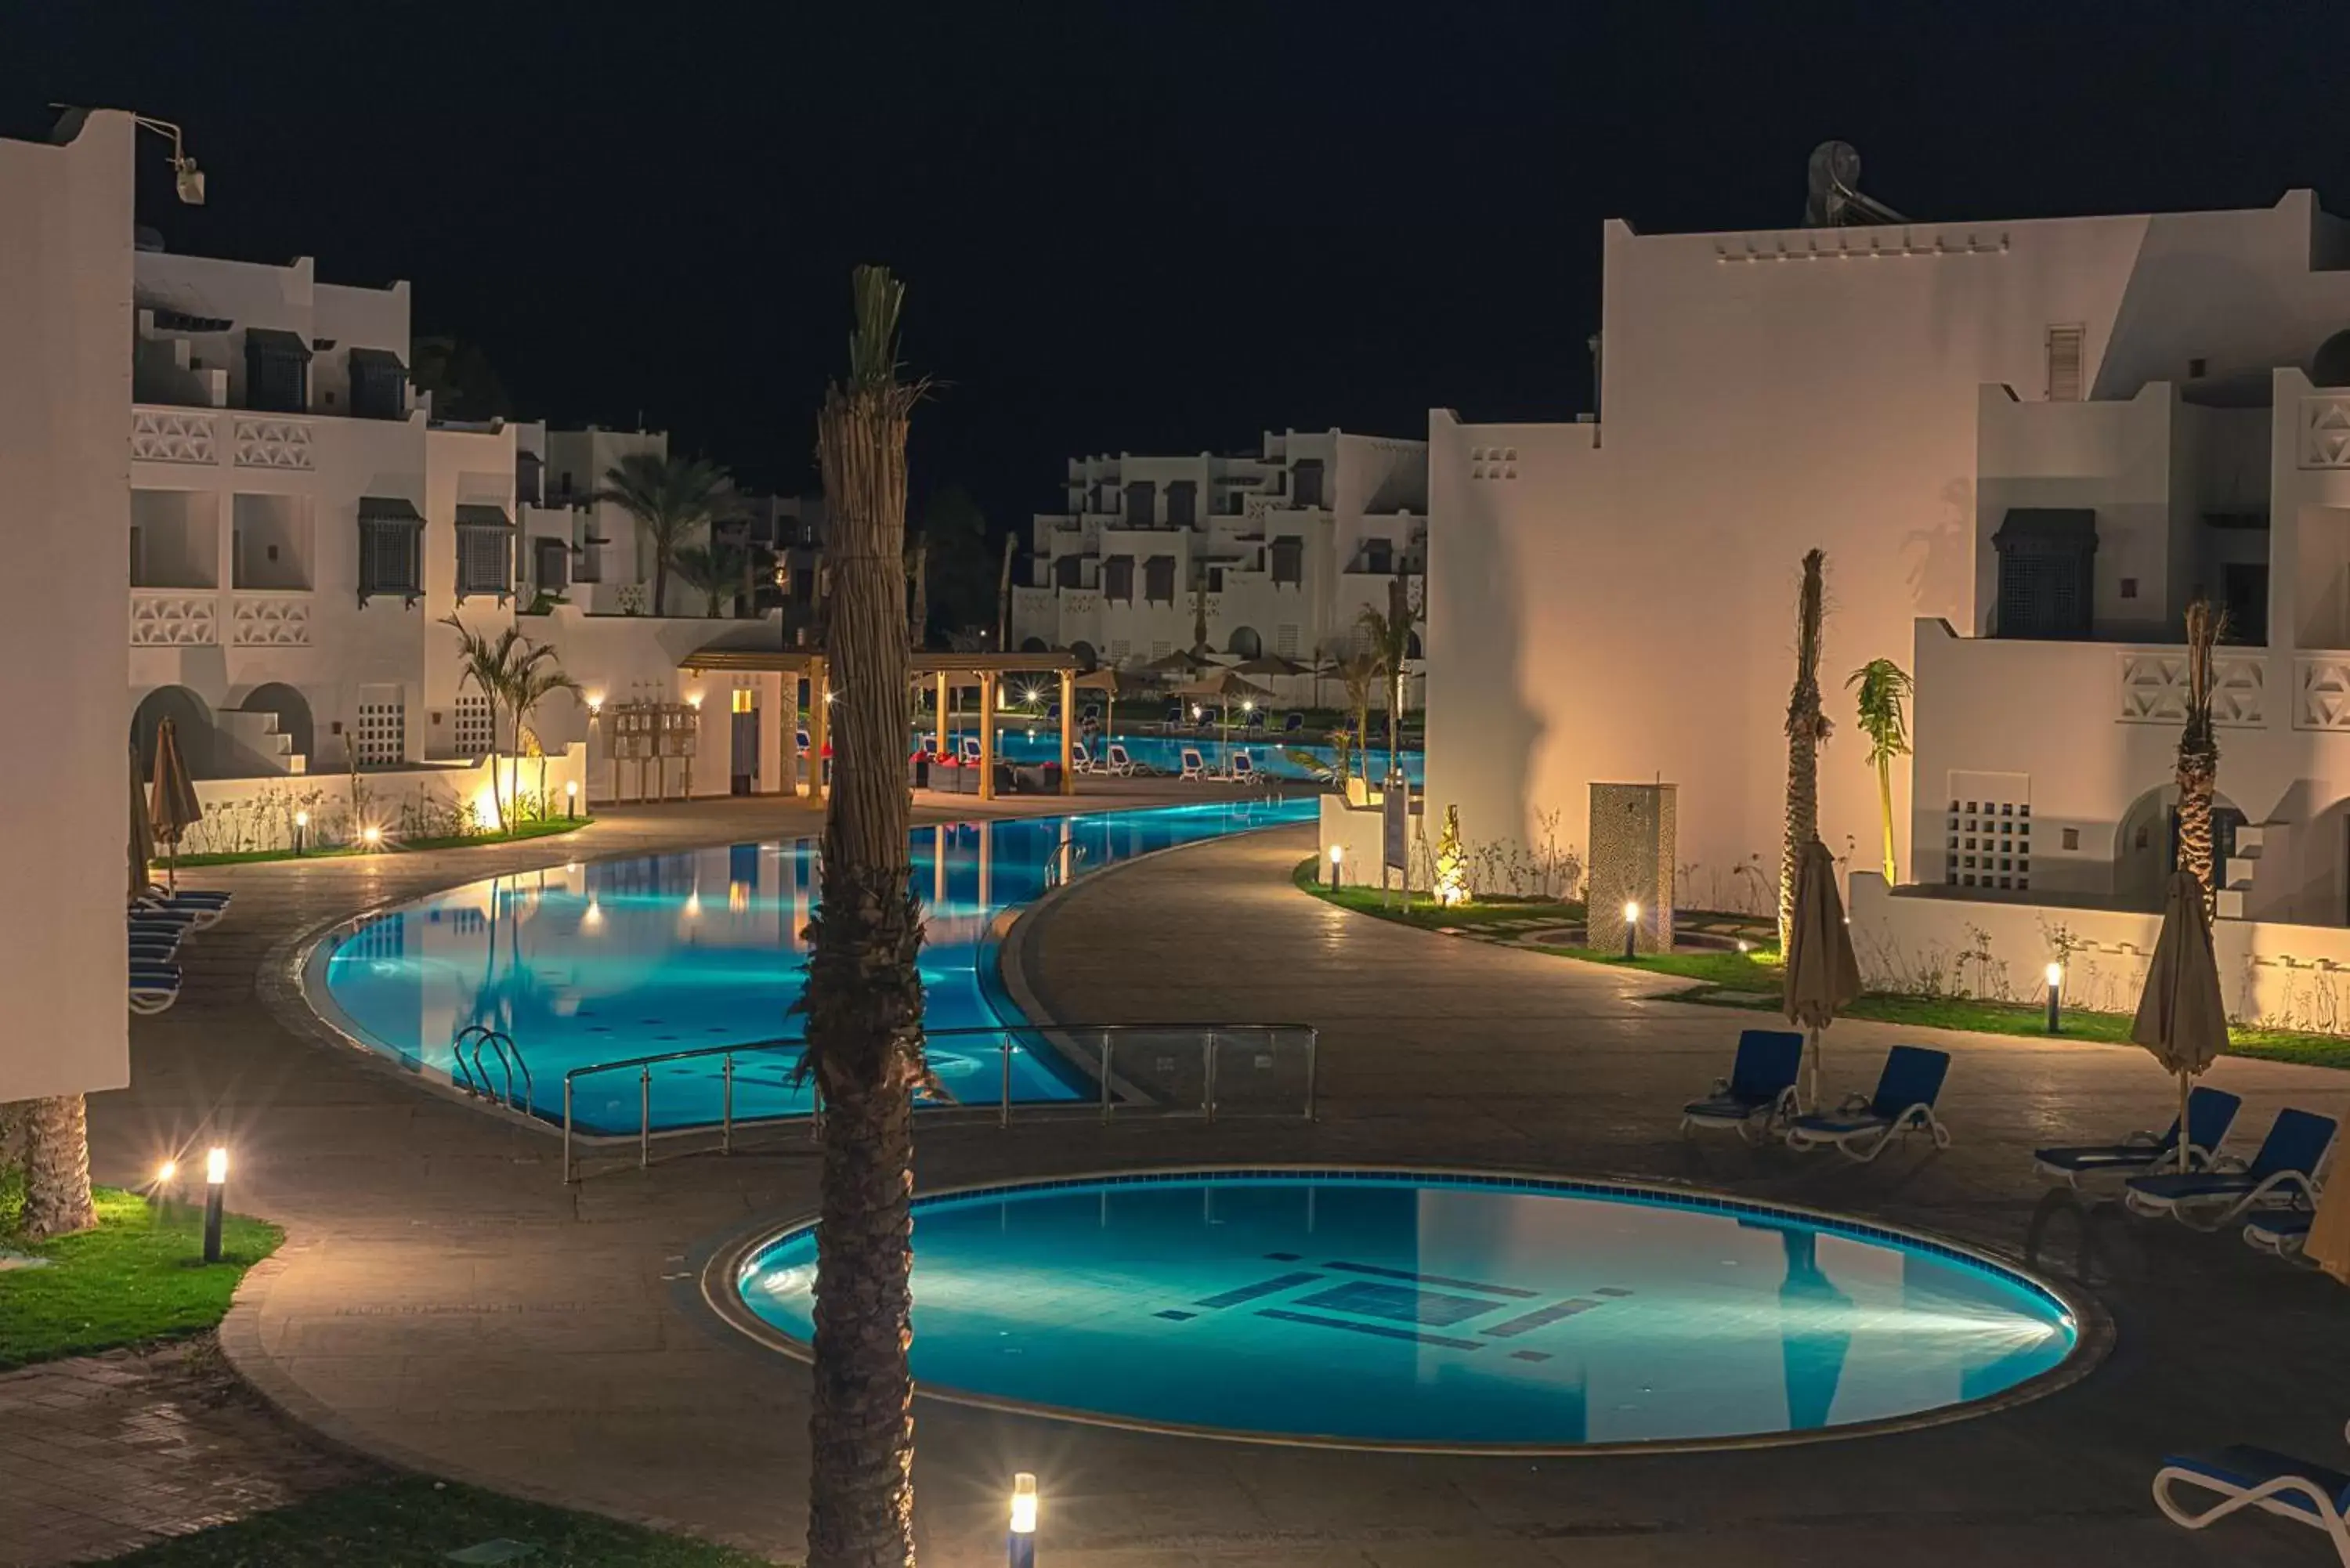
736,1171 -> 2082,1447
309,799 -> 1312,1134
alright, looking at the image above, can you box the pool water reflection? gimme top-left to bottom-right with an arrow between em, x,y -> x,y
309,799 -> 1313,1133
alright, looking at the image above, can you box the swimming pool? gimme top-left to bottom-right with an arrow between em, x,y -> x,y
730,1170 -> 2086,1451
307,798 -> 1314,1134
989,729 -> 1423,784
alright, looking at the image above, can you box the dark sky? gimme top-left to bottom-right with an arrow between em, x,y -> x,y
11,2 -> 2350,530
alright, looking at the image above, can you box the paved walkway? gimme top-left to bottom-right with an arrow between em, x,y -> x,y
76,811 -> 2350,1566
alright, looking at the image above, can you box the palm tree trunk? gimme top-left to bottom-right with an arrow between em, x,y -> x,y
488,699 -> 505,833
1780,550 -> 1829,950
1875,754 -> 1897,884
2177,599 -> 2224,924
804,268 -> 924,1568
21,1094 -> 96,1240
653,550 -> 669,619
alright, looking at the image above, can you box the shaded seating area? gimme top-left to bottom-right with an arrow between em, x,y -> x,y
1681,1028 -> 1803,1140
1785,1045 -> 1952,1162
2034,1086 -> 2241,1188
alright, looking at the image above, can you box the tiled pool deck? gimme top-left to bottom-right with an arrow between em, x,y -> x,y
67,793 -> 2350,1566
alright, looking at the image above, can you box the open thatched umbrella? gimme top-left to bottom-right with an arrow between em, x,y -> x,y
2131,869 -> 2229,1173
1173,669 -> 1273,704
1135,647 -> 1215,679
1782,838 -> 1861,1109
147,717 -> 203,890
1073,667 -> 1121,736
128,741 -> 155,901
1231,652 -> 1310,680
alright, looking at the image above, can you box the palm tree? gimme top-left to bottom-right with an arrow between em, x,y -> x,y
904,534 -> 929,648
673,540 -> 748,619
443,616 -> 523,830
16,1095 -> 96,1240
508,645 -> 582,819
2177,598 -> 2227,921
1336,650 -> 1379,790
800,266 -> 927,1568
1781,549 -> 1832,949
593,452 -> 736,617
1847,658 -> 1913,886
1355,569 -> 1418,782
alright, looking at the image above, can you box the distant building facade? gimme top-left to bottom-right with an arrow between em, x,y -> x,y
1010,428 -> 1427,677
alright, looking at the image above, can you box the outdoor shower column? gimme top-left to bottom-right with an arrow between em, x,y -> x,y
1058,669 -> 1076,795
978,670 -> 998,801
808,656 -> 830,803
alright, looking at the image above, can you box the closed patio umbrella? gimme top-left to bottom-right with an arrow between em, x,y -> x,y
1782,838 -> 1861,1110
2130,869 -> 2230,1174
148,716 -> 203,890
128,742 -> 155,901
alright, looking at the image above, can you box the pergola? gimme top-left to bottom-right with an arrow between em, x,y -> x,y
678,648 -> 1083,802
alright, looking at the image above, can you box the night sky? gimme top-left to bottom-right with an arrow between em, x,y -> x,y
10,2 -> 2350,532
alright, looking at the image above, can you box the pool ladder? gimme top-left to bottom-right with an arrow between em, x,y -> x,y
452,1024 -> 534,1116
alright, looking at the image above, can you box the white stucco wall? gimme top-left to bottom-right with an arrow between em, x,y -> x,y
0,112 -> 134,1103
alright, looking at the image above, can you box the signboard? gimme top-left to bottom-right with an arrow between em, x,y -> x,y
1382,775 -> 1409,875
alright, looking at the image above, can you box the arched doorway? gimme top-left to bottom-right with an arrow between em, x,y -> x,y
2114,784 -> 2246,911
241,682 -> 314,767
131,686 -> 215,780
1020,637 -> 1049,654
1405,630 -> 1423,659
1226,627 -> 1263,659
1069,641 -> 1098,673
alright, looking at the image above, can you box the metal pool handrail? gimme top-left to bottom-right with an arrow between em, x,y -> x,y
559,1021 -> 1319,1183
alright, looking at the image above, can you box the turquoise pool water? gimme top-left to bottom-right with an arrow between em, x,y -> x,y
735,1172 -> 2081,1448
309,799 -> 1313,1134
990,728 -> 1423,784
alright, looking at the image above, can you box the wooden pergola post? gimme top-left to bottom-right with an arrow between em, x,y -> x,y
808,656 -> 830,802
1058,669 -> 1076,795
935,670 -> 949,756
977,670 -> 997,801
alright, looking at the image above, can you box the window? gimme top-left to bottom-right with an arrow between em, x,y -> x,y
453,695 -> 494,758
454,504 -> 515,603
1275,623 -> 1300,658
2046,324 -> 2084,402
1992,509 -> 2096,640
1054,554 -> 1084,588
1270,535 -> 1303,587
1102,555 -> 1134,603
348,347 -> 407,420
1944,795 -> 2032,888
356,497 -> 425,606
515,451 -> 544,507
1150,641 -> 1171,660
1143,555 -> 1176,604
533,537 -> 569,594
1108,638 -> 1132,663
1292,459 -> 1325,508
731,688 -> 754,714
244,328 -> 312,413
1124,480 -> 1156,526
355,689 -> 407,766
1166,480 -> 1197,528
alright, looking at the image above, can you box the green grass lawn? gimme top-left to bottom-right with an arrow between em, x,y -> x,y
172,817 -> 586,869
0,1187 -> 282,1371
1294,858 -> 2350,1071
102,1476 -> 775,1567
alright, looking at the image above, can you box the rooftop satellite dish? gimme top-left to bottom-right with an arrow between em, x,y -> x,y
1805,140 -> 1906,228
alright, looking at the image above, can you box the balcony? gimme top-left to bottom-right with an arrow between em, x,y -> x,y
131,406 -> 321,471
129,588 -> 218,647
229,590 -> 313,647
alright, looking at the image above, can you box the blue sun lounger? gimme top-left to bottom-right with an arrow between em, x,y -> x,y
2124,1107 -> 2337,1227
1681,1028 -> 1803,1140
2153,1421 -> 2350,1565
1785,1045 -> 1951,1162
128,962 -> 182,1017
2243,1208 -> 2316,1260
2034,1086 -> 2242,1188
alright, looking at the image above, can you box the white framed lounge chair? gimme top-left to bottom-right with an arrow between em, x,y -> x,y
960,736 -> 983,764
2124,1107 -> 2336,1228
2153,1420 -> 2350,1566
129,963 -> 182,1017
1104,743 -> 1137,777
1681,1028 -> 1803,1141
2034,1086 -> 2242,1189
1070,739 -> 1097,775
1179,746 -> 1207,782
2243,1209 -> 2316,1260
1230,750 -> 1256,782
1785,1045 -> 1951,1162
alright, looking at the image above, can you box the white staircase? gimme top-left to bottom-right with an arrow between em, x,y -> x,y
215,710 -> 302,775
2215,822 -> 2267,920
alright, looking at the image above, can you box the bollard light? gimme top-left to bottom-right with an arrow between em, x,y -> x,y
362,825 -> 384,851
153,1158 -> 178,1208
1008,1472 -> 1037,1568
1327,843 -> 1343,891
201,1146 -> 227,1263
2044,961 -> 2064,1035
566,779 -> 579,821
294,808 -> 309,856
1622,900 -> 1640,960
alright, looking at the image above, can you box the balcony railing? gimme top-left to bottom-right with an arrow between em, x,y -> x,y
230,590 -> 313,646
2117,649 -> 2265,728
129,588 -> 218,647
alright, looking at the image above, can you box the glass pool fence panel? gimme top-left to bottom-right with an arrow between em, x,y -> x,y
562,1022 -> 1318,1182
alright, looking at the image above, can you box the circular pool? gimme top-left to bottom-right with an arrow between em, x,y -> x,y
727,1169 -> 2089,1452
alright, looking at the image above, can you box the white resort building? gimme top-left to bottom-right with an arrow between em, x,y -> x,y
1419,164 -> 2350,1024
1010,428 -> 1427,681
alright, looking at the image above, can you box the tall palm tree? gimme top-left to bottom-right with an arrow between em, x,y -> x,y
594,452 -> 737,617
443,616 -> 524,830
1336,650 -> 1378,790
1355,569 -> 1418,781
18,1094 -> 96,1240
508,645 -> 583,818
2177,598 -> 2227,921
801,266 -> 927,1568
1781,549 -> 1832,949
1848,657 -> 1913,886
673,540 -> 749,619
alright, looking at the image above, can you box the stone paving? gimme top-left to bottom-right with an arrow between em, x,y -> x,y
60,804 -> 2350,1566
0,1342 -> 372,1567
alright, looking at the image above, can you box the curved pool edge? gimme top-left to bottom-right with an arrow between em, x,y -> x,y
700,1163 -> 2114,1458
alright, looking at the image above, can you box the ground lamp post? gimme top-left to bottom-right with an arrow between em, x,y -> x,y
566,779 -> 579,821
1328,843 -> 1343,889
1008,1472 -> 1038,1568
201,1147 -> 227,1263
2044,962 -> 2064,1034
152,1158 -> 177,1215
1622,900 -> 1640,960
293,809 -> 308,855
363,826 -> 384,852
